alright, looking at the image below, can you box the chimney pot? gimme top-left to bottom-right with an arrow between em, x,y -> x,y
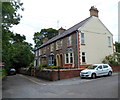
89,6 -> 99,17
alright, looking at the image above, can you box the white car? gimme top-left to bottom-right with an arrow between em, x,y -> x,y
80,64 -> 113,79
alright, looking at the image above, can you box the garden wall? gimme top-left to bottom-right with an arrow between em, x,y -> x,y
19,65 -> 120,81
110,65 -> 120,72
35,69 -> 83,81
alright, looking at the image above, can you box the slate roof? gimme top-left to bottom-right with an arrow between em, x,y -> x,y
37,16 -> 92,50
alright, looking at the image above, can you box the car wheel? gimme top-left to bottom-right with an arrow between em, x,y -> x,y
92,73 -> 96,79
108,71 -> 112,76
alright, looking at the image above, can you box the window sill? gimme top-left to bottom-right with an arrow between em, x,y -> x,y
81,44 -> 85,45
65,63 -> 73,65
108,46 -> 112,48
67,45 -> 72,47
56,48 -> 62,51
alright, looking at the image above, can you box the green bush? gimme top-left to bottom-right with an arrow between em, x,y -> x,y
50,66 -> 58,69
38,64 -> 43,70
42,64 -> 48,68
102,52 -> 120,65
1,68 -> 7,79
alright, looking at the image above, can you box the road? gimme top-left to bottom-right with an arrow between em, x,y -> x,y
2,73 -> 119,98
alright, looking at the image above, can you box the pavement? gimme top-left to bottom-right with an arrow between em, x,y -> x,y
2,72 -> 119,98
18,72 -> 118,86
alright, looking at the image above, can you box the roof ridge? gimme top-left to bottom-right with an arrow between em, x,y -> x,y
36,16 -> 92,50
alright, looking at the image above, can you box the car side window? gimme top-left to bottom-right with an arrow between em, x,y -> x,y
97,66 -> 102,69
103,65 -> 108,68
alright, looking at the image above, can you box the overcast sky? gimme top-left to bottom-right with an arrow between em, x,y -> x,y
11,0 -> 119,46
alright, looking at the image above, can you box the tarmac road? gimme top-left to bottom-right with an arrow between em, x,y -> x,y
2,73 -> 119,98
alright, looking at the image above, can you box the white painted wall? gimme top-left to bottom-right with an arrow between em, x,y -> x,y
79,16 -> 113,64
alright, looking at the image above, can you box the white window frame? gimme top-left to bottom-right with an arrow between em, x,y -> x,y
48,56 -> 54,66
56,40 -> 62,50
108,36 -> 111,46
67,36 -> 72,46
81,52 -> 86,64
39,49 -> 41,56
81,33 -> 85,44
43,47 -> 46,54
50,43 -> 54,52
65,52 -> 74,64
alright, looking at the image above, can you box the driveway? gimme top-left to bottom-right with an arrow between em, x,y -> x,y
2,73 -> 119,98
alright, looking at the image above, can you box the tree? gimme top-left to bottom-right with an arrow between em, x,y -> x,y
9,41 -> 34,70
115,42 -> 120,53
2,1 -> 34,71
2,1 -> 24,69
2,1 -> 24,29
33,28 -> 58,47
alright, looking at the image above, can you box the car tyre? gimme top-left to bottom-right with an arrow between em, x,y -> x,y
108,71 -> 112,76
91,73 -> 96,79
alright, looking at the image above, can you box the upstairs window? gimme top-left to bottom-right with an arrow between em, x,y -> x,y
81,33 -> 85,44
56,40 -> 62,50
108,37 -> 112,46
67,36 -> 72,47
39,49 -> 41,56
43,47 -> 46,54
50,43 -> 54,52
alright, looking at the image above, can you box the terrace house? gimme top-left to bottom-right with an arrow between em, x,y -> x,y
34,6 -> 114,68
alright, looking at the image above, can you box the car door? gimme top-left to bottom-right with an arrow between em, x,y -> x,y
96,65 -> 103,76
102,65 -> 109,75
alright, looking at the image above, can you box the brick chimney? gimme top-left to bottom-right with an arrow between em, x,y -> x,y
89,6 -> 99,17
58,27 -> 66,35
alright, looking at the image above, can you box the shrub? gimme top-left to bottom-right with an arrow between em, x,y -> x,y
50,66 -> 58,69
102,52 -> 120,65
38,64 -> 43,70
42,64 -> 48,68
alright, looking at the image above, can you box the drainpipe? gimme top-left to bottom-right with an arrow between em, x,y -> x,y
76,30 -> 81,68
58,66 -> 60,80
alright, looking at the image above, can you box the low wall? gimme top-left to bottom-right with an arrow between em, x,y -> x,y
35,69 -> 83,81
19,70 -> 31,76
110,65 -> 120,72
19,65 -> 120,81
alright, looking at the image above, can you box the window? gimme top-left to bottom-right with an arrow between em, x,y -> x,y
67,36 -> 72,46
82,52 -> 86,63
70,53 -> 73,63
48,56 -> 54,66
66,54 -> 69,63
65,52 -> 74,64
108,37 -> 111,46
103,65 -> 108,68
98,66 -> 102,69
50,43 -> 54,52
43,47 -> 46,54
81,33 -> 85,44
56,40 -> 62,50
39,49 -> 41,56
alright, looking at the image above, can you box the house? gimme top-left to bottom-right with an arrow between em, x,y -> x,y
34,6 -> 114,68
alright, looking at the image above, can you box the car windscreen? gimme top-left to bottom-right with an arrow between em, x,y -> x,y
87,65 -> 97,69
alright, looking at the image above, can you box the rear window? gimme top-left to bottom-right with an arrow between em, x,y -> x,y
87,65 -> 97,69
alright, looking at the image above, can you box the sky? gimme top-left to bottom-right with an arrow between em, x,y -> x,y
10,0 -> 119,46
